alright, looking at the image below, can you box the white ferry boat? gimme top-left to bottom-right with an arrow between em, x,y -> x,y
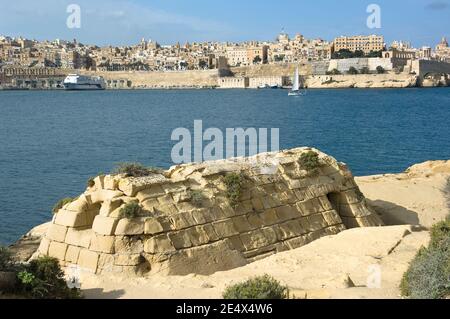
63,74 -> 106,90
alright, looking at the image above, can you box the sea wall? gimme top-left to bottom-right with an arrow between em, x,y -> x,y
36,148 -> 383,276
305,73 -> 418,89
82,69 -> 219,89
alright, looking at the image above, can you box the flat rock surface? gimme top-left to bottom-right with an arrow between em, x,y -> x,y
80,225 -> 429,299
356,160 -> 450,228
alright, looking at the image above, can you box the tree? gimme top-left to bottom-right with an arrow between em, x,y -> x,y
198,60 -> 208,69
354,50 -> 364,58
348,66 -> 359,75
327,68 -> 341,75
360,67 -> 370,74
274,55 -> 285,62
253,55 -> 262,64
376,66 -> 385,74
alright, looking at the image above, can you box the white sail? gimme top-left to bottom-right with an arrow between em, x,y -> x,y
292,66 -> 299,91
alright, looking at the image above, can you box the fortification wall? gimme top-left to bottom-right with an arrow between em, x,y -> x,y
306,73 -> 418,88
36,148 -> 383,276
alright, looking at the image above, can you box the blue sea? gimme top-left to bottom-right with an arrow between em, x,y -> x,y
0,88 -> 449,245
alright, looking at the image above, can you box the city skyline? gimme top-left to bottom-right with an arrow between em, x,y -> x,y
0,0 -> 449,47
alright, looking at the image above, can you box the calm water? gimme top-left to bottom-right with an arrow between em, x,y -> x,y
0,88 -> 449,244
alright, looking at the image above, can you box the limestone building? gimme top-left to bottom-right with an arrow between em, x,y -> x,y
334,35 -> 385,54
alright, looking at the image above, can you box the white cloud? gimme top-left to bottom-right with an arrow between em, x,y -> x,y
0,0 -> 234,45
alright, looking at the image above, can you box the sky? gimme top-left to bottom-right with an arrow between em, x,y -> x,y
0,0 -> 449,47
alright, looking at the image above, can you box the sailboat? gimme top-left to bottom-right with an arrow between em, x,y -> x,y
288,66 -> 306,96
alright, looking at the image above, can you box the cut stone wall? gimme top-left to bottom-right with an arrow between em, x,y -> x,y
37,148 -> 383,276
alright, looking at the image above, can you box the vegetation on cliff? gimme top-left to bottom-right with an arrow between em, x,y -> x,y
0,247 -> 81,299
224,173 -> 244,208
400,216 -> 450,299
113,162 -> 163,178
223,275 -> 289,299
119,201 -> 144,219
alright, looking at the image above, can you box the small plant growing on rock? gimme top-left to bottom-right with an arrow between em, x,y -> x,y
113,162 -> 162,178
223,275 -> 289,299
190,190 -> 206,207
224,173 -> 244,208
298,151 -> 323,173
119,201 -> 143,219
52,197 -> 76,214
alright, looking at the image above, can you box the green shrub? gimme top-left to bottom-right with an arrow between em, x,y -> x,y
298,151 -> 322,172
191,190 -> 205,207
119,201 -> 143,219
113,162 -> 162,178
348,66 -> 359,75
18,256 -> 81,299
401,217 -> 450,299
52,197 -> 75,214
430,219 -> 450,248
376,66 -> 385,74
224,173 -> 243,208
223,275 -> 289,299
87,177 -> 95,188
0,246 -> 14,272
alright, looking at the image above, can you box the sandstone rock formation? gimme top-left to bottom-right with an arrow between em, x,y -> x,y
36,148 -> 383,276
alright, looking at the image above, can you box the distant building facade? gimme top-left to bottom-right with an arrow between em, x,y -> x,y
334,35 -> 385,54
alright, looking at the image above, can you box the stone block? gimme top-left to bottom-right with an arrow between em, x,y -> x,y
54,210 -> 90,228
65,228 -> 92,249
114,237 -> 144,254
307,214 -> 328,232
213,219 -> 239,238
220,202 -> 238,217
98,254 -> 115,272
103,175 -> 119,190
251,197 -> 265,211
92,215 -> 119,236
114,254 -> 142,266
240,230 -> 270,251
285,235 -> 308,250
90,190 -> 124,204
322,210 -> 343,226
185,226 -> 210,246
234,200 -> 253,216
99,199 -> 123,217
93,175 -> 105,190
48,241 -> 68,260
46,224 -> 68,242
78,249 -> 99,273
115,218 -> 145,235
145,217 -> 165,235
200,224 -> 219,242
169,230 -> 193,249
157,203 -> 178,215
144,234 -> 175,254
136,185 -> 165,202
191,208 -> 213,225
247,213 -> 265,229
258,209 -> 279,226
318,196 -> 334,211
65,245 -> 81,264
275,205 -> 299,221
339,202 -> 372,218
169,212 -> 194,230
209,206 -> 227,221
141,198 -> 160,212
232,215 -> 254,233
158,194 -> 174,206
275,220 -> 303,240
65,196 -> 89,213
90,235 -> 115,254
228,235 -> 245,252
38,237 -> 50,255
296,198 -> 324,216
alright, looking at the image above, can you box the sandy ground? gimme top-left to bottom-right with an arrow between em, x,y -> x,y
356,160 -> 450,228
79,225 -> 429,299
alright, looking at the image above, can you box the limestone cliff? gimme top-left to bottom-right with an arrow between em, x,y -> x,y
36,148 -> 383,276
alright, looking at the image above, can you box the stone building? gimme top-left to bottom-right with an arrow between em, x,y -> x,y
334,35 -> 385,54
36,148 -> 383,276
